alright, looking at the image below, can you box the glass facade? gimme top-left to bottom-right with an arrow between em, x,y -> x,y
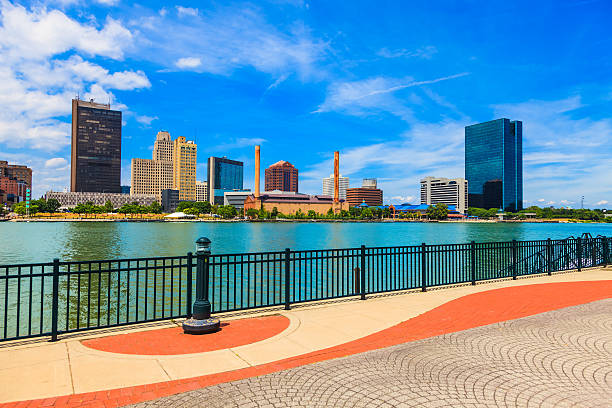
207,157 -> 244,205
465,118 -> 522,211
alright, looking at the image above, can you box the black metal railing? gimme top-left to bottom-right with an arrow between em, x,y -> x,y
0,236 -> 609,342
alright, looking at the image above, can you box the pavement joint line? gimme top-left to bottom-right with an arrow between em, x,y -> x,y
66,342 -> 75,394
229,349 -> 254,367
154,359 -> 172,380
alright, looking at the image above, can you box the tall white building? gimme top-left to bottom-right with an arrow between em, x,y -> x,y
420,176 -> 468,214
322,174 -> 349,200
196,180 -> 208,202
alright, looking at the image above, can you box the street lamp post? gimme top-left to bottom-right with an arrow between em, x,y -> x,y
182,237 -> 220,334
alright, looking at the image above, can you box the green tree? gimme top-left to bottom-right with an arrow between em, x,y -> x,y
217,205 -> 238,219
270,207 -> 279,219
177,201 -> 195,212
307,210 -> 317,219
148,202 -> 162,214
246,208 -> 258,219
183,207 -> 200,216
361,207 -> 374,219
427,203 -> 448,220
257,207 -> 268,220
103,200 -> 114,213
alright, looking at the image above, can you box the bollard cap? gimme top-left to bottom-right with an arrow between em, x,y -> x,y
195,237 -> 211,254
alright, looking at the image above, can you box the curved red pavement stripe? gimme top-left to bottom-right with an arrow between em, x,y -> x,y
82,315 -> 289,355
3,280 -> 611,408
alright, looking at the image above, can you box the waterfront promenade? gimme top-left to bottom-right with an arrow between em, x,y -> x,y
0,266 -> 610,407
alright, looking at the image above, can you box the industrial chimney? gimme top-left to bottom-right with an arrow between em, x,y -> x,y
255,145 -> 261,198
334,151 -> 339,203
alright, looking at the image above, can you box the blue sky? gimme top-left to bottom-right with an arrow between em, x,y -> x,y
1,0 -> 611,208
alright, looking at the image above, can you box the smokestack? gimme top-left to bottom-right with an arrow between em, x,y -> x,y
334,151 -> 339,203
255,145 -> 261,198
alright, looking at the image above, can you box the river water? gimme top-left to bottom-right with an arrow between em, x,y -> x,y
1,221 -> 611,264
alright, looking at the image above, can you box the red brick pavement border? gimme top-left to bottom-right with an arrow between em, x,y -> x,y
3,280 -> 611,408
82,315 -> 289,355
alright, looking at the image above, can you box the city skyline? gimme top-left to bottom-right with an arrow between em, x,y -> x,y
0,1 -> 610,209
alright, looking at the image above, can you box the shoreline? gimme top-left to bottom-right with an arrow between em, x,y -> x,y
5,217 -> 609,224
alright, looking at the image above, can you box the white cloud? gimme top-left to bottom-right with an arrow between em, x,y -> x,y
175,57 -> 201,69
176,6 -> 198,17
0,2 -> 132,61
0,3 -> 149,151
44,157 -> 68,168
131,5 -> 327,77
314,73 -> 469,120
537,198 -> 546,202
212,137 -> 267,151
377,46 -> 437,59
135,115 -> 158,125
596,200 -> 609,205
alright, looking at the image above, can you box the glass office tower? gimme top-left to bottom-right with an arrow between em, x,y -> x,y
207,157 -> 244,205
465,118 -> 522,211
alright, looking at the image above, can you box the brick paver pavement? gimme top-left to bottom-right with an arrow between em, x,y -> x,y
131,299 -> 612,407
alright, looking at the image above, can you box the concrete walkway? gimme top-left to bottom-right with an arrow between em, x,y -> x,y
131,299 -> 612,408
0,267 -> 610,406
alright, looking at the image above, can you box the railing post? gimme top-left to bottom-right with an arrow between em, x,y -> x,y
511,240 -> 518,280
470,241 -> 476,285
50,258 -> 60,342
284,248 -> 291,310
360,245 -> 366,300
577,237 -> 582,271
421,243 -> 427,292
186,252 -> 193,317
546,238 -> 552,276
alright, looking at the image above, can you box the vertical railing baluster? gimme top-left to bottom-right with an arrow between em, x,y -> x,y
546,238 -> 552,275
421,243 -> 427,292
284,248 -> 291,310
470,241 -> 476,285
186,252 -> 193,317
512,240 -> 518,280
360,245 -> 366,300
577,237 -> 582,271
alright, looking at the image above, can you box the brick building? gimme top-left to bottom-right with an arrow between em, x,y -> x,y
264,161 -> 298,192
346,178 -> 383,207
0,161 -> 32,205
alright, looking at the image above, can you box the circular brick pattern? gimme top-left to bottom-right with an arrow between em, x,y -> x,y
131,299 -> 612,407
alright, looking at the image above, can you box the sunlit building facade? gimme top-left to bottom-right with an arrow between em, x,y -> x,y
207,157 -> 244,205
173,136 -> 197,201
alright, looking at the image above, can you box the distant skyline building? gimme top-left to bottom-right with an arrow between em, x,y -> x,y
465,118 -> 523,211
161,189 -> 179,213
172,136 -> 197,201
195,180 -> 208,202
322,174 -> 348,200
265,161 -> 298,192
207,156 -> 244,205
70,99 -> 122,193
0,161 -> 32,205
45,191 -> 155,209
131,131 -> 174,201
346,178 -> 383,207
420,176 -> 468,214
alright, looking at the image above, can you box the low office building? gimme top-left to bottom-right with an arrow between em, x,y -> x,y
223,190 -> 251,209
420,176 -> 468,214
161,189 -> 180,213
195,180 -> 208,202
45,191 -> 156,210
244,192 -> 347,215
346,178 -> 383,207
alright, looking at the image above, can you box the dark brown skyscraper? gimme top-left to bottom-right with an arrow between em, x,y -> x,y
70,99 -> 122,193
264,161 -> 298,192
